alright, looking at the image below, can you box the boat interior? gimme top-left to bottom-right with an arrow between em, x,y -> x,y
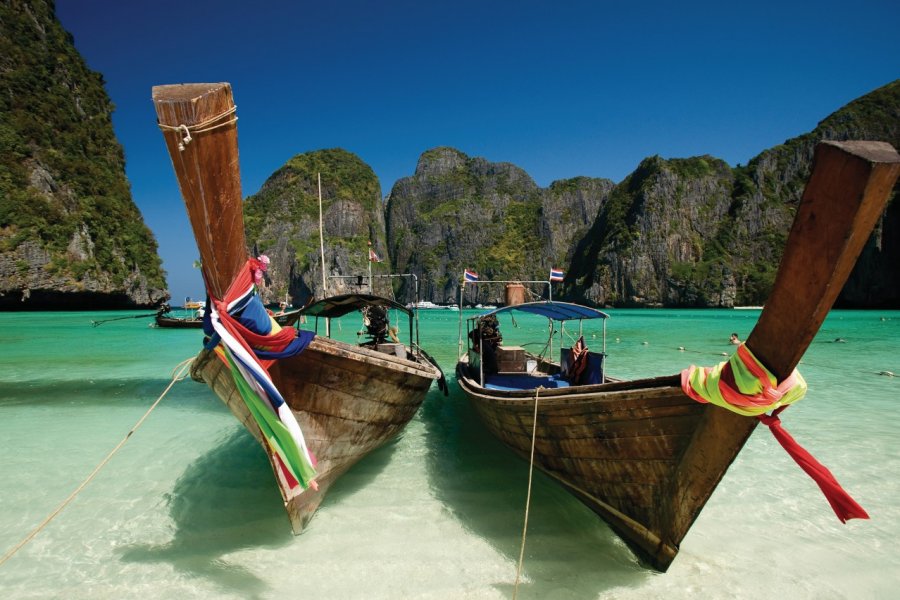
461,301 -> 609,391
466,346 -> 606,391
300,293 -> 422,361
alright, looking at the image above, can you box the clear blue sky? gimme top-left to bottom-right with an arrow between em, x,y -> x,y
55,0 -> 899,305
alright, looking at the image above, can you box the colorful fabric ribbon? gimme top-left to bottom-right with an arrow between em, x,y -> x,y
681,343 -> 868,523
205,257 -> 318,497
681,343 -> 807,416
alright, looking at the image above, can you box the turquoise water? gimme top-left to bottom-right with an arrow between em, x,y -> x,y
1,308 -> 898,599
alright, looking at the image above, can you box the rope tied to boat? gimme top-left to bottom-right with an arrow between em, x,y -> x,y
0,357 -> 194,568
204,256 -> 319,497
681,343 -> 869,523
157,105 -> 238,151
513,386 -> 542,599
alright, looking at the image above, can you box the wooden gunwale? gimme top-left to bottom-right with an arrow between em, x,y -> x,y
302,336 -> 438,378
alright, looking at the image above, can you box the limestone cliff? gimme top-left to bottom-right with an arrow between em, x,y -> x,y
0,0 -> 168,309
567,156 -> 737,306
564,79 -> 900,307
385,147 -> 613,305
246,80 -> 898,310
243,148 -> 388,305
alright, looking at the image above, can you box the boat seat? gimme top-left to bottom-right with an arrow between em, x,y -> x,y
376,342 -> 406,358
483,373 -> 570,391
560,347 -> 606,385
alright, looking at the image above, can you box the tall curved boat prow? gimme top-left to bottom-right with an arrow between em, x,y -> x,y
455,140 -> 900,571
152,82 -> 442,532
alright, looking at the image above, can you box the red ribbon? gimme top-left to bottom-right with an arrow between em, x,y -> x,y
758,406 -> 869,523
210,258 -> 298,371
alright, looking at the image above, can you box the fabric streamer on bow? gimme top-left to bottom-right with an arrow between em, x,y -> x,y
204,256 -> 318,498
682,343 -> 869,523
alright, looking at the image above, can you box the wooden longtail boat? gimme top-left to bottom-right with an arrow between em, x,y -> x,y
456,140 -> 900,571
154,313 -> 203,328
154,308 -> 303,329
152,82 -> 442,532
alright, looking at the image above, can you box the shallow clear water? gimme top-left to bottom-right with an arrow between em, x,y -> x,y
1,308 -> 898,598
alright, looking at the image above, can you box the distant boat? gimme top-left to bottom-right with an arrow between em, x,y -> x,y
733,305 -> 764,310
454,140 -> 899,571
154,313 -> 203,328
270,307 -> 304,327
153,300 -> 205,328
154,82 -> 444,533
406,300 -> 440,309
183,297 -> 205,310
154,307 -> 303,329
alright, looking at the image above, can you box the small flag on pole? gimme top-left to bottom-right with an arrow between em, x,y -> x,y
464,269 -> 479,283
550,268 -> 564,282
368,247 -> 382,262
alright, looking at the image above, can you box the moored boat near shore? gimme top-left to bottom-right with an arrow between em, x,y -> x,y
153,82 -> 442,532
154,313 -> 203,328
456,140 -> 900,571
153,306 -> 303,329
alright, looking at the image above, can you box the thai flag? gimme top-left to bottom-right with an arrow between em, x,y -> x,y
550,268 -> 564,282
464,269 -> 479,282
368,248 -> 382,262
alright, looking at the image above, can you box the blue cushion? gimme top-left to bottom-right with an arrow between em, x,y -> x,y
483,373 -> 570,391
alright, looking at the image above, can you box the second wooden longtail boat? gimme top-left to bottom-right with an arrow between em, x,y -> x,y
456,140 -> 900,571
154,307 -> 303,329
152,82 -> 442,532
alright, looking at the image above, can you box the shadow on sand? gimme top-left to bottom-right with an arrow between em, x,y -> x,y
120,426 -> 398,598
420,374 -> 654,598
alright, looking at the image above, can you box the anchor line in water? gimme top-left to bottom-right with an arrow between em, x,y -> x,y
0,357 -> 195,568
90,310 -> 163,327
513,386 -> 542,599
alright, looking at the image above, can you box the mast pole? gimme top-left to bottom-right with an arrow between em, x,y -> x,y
317,172 -> 330,336
368,242 -> 374,294
318,173 -> 327,296
413,274 -> 420,352
457,276 -> 464,359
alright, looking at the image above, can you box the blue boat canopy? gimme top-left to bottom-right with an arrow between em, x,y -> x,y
471,301 -> 609,322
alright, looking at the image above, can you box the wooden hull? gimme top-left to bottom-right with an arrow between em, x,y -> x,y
194,336 -> 440,532
272,309 -> 303,327
456,361 -> 706,570
155,311 -> 301,329
155,315 -> 202,328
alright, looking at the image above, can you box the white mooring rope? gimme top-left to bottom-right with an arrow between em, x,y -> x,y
513,385 -> 542,598
157,105 -> 238,151
0,357 -> 194,567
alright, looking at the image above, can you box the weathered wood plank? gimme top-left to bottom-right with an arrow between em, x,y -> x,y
152,83 -> 245,299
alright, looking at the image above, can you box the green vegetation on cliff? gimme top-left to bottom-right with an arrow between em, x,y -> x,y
388,147 -> 548,302
0,0 -> 166,302
244,148 -> 380,249
243,148 -> 387,302
565,79 -> 899,308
